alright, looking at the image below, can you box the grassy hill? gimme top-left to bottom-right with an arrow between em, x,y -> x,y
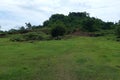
0,37 -> 120,80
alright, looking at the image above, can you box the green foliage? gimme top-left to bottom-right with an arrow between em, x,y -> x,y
68,12 -> 89,18
43,12 -> 108,33
23,32 -> 43,40
1,12 -> 119,41
38,28 -> 51,34
10,32 -> 51,42
115,26 -> 120,38
81,18 -> 105,32
81,18 -> 96,32
102,22 -> 114,30
8,29 -> 18,34
23,32 -> 50,41
49,14 -> 66,22
10,35 -> 24,42
0,33 -> 7,38
51,25 -> 66,39
19,26 -> 28,34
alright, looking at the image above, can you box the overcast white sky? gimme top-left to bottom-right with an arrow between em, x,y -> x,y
0,0 -> 120,30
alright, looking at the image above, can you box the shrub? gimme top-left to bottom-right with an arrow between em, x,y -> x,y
115,26 -> 120,38
10,35 -> 24,42
51,26 -> 66,39
23,32 -> 51,41
23,32 -> 42,40
0,33 -> 7,38
10,32 -> 51,42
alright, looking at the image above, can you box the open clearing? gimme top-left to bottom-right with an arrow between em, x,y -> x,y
0,37 -> 120,80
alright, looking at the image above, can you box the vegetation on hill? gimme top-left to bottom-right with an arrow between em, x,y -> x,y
0,12 -> 120,41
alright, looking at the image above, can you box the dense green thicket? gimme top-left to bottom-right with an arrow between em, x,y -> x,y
115,21 -> 120,38
10,32 -> 51,42
43,12 -> 114,32
1,12 -> 120,41
51,25 -> 66,40
116,26 -> 120,38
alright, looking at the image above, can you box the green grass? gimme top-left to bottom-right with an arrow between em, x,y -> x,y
0,37 -> 120,80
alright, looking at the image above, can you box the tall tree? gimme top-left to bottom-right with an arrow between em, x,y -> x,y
25,22 -> 32,30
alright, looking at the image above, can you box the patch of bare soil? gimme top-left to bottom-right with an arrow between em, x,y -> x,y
71,29 -> 95,37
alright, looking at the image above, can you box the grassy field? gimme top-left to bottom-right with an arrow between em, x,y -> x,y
0,37 -> 120,80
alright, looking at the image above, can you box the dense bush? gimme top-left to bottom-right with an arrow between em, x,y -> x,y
19,26 -> 28,34
23,32 -> 42,40
24,32 -> 51,40
115,26 -> 120,38
10,32 -> 51,42
10,35 -> 24,42
51,25 -> 66,39
0,32 -> 7,38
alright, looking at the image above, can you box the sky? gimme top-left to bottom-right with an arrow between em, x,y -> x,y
0,0 -> 120,30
